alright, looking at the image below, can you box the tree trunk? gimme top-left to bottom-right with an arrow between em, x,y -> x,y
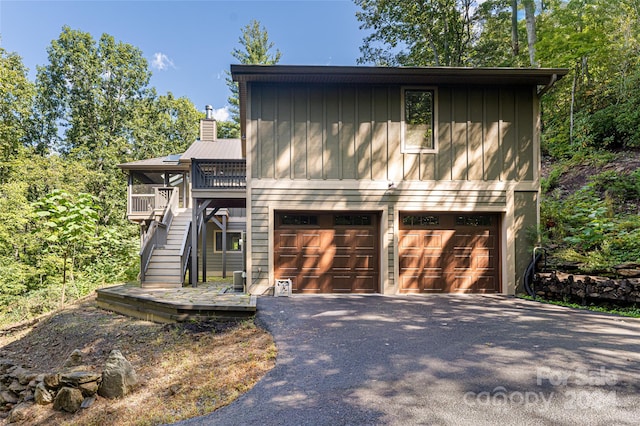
523,0 -> 538,66
511,0 -> 519,57
61,248 -> 68,307
570,65 -> 578,145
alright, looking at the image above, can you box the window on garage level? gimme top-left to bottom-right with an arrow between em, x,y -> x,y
214,231 -> 242,252
401,214 -> 440,227
334,214 -> 373,226
402,88 -> 437,153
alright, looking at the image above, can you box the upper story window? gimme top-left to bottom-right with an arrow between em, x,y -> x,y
402,88 -> 437,153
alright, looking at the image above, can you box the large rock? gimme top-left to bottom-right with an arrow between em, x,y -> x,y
43,373 -> 61,389
79,381 -> 100,397
60,371 -> 101,387
0,390 -> 18,404
7,402 -> 32,423
62,349 -> 84,368
6,365 -> 28,381
53,387 -> 83,413
34,383 -> 53,405
98,350 -> 137,399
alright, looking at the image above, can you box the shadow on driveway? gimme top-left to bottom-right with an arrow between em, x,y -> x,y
177,295 -> 640,425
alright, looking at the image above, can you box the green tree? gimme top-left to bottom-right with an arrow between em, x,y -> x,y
33,26 -> 152,225
33,190 -> 100,307
471,0 -> 530,66
0,47 -> 35,183
130,92 -> 203,160
536,0 -> 640,152
354,0 -> 476,66
226,19 -> 281,134
34,26 -> 151,165
217,120 -> 241,139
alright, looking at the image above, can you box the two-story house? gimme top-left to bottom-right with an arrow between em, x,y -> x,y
122,65 -> 566,295
231,65 -> 566,295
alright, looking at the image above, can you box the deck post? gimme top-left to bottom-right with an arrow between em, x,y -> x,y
222,214 -> 227,278
183,172 -> 188,208
127,173 -> 133,216
191,198 -> 199,287
202,216 -> 207,283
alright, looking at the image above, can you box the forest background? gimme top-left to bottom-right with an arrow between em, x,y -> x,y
1,0 -> 640,325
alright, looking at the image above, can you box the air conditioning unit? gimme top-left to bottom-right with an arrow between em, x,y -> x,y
274,279 -> 292,297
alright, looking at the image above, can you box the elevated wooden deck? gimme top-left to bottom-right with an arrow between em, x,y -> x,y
96,282 -> 256,324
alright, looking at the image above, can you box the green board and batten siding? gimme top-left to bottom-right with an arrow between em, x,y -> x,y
250,84 -> 535,183
247,82 -> 538,293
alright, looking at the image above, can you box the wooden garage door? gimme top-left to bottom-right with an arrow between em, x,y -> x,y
399,213 -> 500,293
274,212 -> 379,293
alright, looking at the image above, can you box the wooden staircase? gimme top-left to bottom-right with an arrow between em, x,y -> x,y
142,208 -> 191,288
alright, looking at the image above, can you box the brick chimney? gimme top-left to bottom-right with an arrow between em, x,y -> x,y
200,105 -> 217,142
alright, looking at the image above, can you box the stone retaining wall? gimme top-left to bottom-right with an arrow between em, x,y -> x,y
0,349 -> 136,423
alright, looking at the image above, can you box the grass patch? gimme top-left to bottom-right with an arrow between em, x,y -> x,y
518,294 -> 640,318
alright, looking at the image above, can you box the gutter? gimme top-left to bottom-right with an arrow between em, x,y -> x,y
537,73 -> 558,97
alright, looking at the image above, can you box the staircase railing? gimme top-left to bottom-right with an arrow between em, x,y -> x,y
139,188 -> 180,282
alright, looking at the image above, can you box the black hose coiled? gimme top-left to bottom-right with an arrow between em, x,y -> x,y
524,252 -> 543,297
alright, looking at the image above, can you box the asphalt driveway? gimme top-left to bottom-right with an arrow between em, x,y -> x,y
178,295 -> 640,425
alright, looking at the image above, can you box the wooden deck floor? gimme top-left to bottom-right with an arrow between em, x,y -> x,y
96,282 -> 256,323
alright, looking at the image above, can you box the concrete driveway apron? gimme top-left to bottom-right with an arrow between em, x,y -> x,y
177,295 -> 640,425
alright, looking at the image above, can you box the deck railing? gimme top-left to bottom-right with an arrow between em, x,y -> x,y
129,185 -> 177,215
192,160 -> 246,189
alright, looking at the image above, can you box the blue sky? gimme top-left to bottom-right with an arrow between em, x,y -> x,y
0,0 -> 365,120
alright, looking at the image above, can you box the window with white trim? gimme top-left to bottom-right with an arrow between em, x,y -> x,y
214,231 -> 242,252
401,88 -> 437,152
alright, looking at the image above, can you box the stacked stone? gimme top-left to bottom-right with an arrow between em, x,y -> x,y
0,349 -> 137,422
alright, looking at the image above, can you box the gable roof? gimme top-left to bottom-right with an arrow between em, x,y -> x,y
231,65 -> 568,87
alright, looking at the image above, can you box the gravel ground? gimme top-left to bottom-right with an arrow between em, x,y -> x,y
177,295 -> 640,426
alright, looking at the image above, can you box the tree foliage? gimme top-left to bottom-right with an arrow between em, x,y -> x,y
355,0 -> 476,66
0,27 -> 199,323
33,190 -> 100,306
34,26 -> 151,164
537,0 -> 640,153
0,47 -> 34,183
226,19 -> 281,133
130,92 -> 203,160
471,0 -> 530,66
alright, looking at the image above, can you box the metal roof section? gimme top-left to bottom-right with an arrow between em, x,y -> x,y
118,155 -> 188,171
231,65 -> 569,87
119,139 -> 243,171
180,139 -> 243,162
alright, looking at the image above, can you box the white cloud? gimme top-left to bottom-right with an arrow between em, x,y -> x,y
151,52 -> 175,71
211,106 -> 230,122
